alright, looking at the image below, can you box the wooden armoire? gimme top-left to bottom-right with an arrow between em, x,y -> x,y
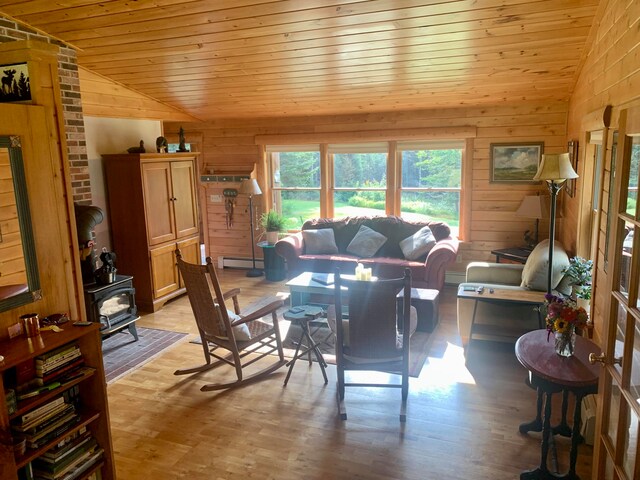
102,152 -> 200,312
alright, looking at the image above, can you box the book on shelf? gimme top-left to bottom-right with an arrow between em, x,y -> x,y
34,437 -> 98,476
38,429 -> 91,463
14,402 -> 71,433
34,358 -> 85,386
13,403 -> 75,435
36,349 -> 82,375
35,344 -> 80,364
33,443 -> 103,480
27,409 -> 80,449
17,396 -> 65,425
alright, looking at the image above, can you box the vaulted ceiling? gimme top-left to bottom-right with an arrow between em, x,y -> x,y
0,0 -> 601,121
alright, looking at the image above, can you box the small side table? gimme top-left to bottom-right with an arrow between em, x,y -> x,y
257,241 -> 286,281
491,247 -> 533,264
515,330 -> 599,480
396,288 -> 440,332
282,305 -> 329,386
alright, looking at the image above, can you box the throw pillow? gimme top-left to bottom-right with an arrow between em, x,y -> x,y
302,228 -> 339,254
346,225 -> 388,258
214,305 -> 251,340
520,239 -> 570,291
399,226 -> 437,261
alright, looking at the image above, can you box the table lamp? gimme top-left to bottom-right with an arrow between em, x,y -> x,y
515,195 -> 550,249
239,178 -> 263,277
533,153 -> 578,294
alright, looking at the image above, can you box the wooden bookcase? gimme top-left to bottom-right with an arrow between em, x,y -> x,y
102,153 -> 200,312
0,323 -> 115,480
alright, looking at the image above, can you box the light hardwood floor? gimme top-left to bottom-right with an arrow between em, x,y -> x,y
106,269 -> 593,479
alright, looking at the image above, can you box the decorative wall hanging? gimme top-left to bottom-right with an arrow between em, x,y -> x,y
0,63 -> 31,103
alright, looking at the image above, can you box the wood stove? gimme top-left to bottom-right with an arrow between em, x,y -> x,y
83,274 -> 139,339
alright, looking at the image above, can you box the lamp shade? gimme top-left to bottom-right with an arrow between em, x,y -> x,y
516,195 -> 550,219
239,178 -> 262,196
533,153 -> 578,182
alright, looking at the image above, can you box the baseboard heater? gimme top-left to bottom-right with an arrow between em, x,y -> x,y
218,256 -> 264,270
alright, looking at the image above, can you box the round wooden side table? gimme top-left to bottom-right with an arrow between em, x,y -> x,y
515,329 -> 600,480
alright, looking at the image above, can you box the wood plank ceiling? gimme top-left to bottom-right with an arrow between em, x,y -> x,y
0,0 -> 601,121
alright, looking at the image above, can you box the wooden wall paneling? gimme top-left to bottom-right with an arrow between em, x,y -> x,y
168,101 -> 567,269
0,105 -> 82,338
78,66 -> 197,121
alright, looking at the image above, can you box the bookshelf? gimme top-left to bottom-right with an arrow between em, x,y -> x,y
0,323 -> 115,480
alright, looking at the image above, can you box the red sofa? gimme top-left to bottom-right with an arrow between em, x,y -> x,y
274,216 -> 459,291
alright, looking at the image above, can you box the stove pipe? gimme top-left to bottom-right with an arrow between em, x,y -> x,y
74,204 -> 104,284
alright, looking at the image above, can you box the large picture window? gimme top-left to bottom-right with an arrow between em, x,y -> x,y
269,145 -> 320,230
268,140 -> 465,238
399,141 -> 462,236
330,143 -> 387,218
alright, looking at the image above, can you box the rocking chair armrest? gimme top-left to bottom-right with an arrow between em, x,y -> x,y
232,299 -> 284,325
222,288 -> 241,300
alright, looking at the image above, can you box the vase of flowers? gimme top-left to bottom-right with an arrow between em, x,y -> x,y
542,294 -> 588,357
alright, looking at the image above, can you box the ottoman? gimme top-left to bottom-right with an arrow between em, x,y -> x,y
397,287 -> 440,332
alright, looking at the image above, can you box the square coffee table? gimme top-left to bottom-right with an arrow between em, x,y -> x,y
286,272 -> 349,306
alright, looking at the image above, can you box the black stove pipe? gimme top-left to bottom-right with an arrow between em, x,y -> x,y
74,204 -> 104,284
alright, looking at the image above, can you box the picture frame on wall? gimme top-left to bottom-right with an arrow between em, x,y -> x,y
0,63 -> 31,103
566,140 -> 579,197
490,142 -> 544,183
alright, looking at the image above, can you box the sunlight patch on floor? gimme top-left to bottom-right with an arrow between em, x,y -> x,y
414,341 -> 476,390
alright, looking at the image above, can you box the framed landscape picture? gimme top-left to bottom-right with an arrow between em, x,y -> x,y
490,142 -> 544,183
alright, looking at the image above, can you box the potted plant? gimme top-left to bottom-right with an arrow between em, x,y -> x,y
260,210 -> 287,244
562,256 -> 593,301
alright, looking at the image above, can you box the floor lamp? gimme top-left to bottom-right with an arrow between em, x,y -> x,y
533,153 -> 578,294
239,178 -> 263,277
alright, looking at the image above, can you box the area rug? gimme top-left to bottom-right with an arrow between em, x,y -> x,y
102,327 -> 187,383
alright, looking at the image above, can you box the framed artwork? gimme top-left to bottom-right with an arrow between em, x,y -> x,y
0,63 -> 31,103
566,140 -> 579,197
490,142 -> 544,183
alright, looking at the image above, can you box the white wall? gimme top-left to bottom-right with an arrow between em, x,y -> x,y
84,117 -> 162,252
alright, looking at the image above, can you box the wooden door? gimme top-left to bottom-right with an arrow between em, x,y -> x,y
150,243 -> 180,298
171,160 -> 198,239
592,106 -> 640,479
176,236 -> 200,287
142,162 -> 176,246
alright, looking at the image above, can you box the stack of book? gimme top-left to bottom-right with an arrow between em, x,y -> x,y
11,396 -> 80,450
32,427 -> 104,480
34,344 -> 85,387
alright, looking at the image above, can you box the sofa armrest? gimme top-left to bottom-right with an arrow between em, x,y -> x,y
466,262 -> 524,286
422,236 -> 459,290
274,232 -> 305,277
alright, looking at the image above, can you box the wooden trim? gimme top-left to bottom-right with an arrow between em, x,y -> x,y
460,137 -> 474,241
387,140 -> 398,214
254,126 -> 477,145
581,105 -> 613,131
320,144 -> 331,218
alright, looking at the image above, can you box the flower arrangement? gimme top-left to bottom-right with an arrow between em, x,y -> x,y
562,256 -> 593,300
543,294 -> 589,356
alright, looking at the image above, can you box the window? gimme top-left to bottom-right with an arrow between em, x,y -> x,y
398,141 -> 463,236
268,145 -> 320,230
330,143 -> 387,218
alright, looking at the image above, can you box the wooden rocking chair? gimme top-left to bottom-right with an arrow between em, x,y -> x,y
174,249 -> 286,391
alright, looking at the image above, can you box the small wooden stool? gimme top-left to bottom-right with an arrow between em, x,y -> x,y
397,287 -> 440,332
